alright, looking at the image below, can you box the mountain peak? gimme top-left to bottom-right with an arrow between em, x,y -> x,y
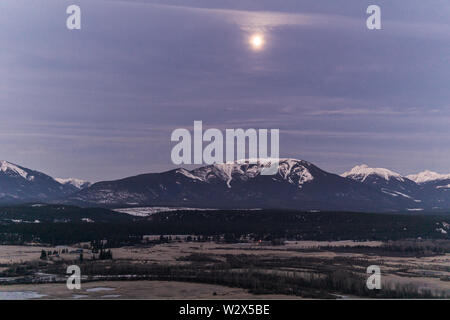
55,178 -> 91,190
0,160 -> 32,180
406,170 -> 450,184
0,160 -> 78,203
342,164 -> 404,182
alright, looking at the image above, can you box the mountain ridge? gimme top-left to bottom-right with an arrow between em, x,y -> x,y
407,170 -> 450,184
62,159 -> 442,212
55,178 -> 92,190
0,160 -> 86,204
1,159 -> 450,212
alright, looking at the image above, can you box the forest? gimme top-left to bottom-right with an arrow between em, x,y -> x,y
0,205 -> 448,245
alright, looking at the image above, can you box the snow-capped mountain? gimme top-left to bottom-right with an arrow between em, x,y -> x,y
406,170 -> 450,184
342,164 -> 405,182
342,164 -> 423,203
65,159 -> 415,211
55,178 -> 91,190
183,159 -> 314,188
0,160 -> 77,203
406,170 -> 450,210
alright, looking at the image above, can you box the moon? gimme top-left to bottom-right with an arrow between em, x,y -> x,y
250,34 -> 264,50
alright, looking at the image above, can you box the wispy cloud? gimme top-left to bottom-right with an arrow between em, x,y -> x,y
1,0 -> 449,179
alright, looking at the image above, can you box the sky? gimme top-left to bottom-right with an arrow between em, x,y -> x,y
0,0 -> 450,182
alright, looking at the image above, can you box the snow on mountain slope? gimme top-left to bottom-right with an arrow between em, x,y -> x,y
0,160 -> 78,203
406,170 -> 450,184
342,164 -> 404,182
56,178 -> 91,190
341,164 -> 423,205
406,171 -> 450,209
0,160 -> 34,181
182,159 -> 315,188
64,158 -> 413,211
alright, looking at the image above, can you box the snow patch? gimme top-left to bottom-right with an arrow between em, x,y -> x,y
113,207 -> 262,217
55,178 -> 91,189
0,291 -> 47,300
86,287 -> 115,293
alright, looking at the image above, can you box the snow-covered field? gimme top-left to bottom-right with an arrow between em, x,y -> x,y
112,207 -> 219,217
113,207 -> 262,217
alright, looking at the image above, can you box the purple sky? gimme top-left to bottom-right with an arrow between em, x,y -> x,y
1,0 -> 450,182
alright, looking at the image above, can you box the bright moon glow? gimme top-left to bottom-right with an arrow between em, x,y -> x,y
250,34 -> 264,50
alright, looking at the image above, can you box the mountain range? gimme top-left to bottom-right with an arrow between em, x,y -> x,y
1,159 -> 450,212
0,160 -> 90,204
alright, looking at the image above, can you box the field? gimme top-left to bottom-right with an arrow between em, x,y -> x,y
0,281 -> 296,300
0,207 -> 449,299
0,239 -> 449,299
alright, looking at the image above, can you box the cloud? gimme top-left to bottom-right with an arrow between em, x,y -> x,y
110,0 -> 450,39
1,0 -> 450,179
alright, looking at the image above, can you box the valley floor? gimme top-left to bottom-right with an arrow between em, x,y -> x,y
1,240 -> 449,299
0,280 -> 298,300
